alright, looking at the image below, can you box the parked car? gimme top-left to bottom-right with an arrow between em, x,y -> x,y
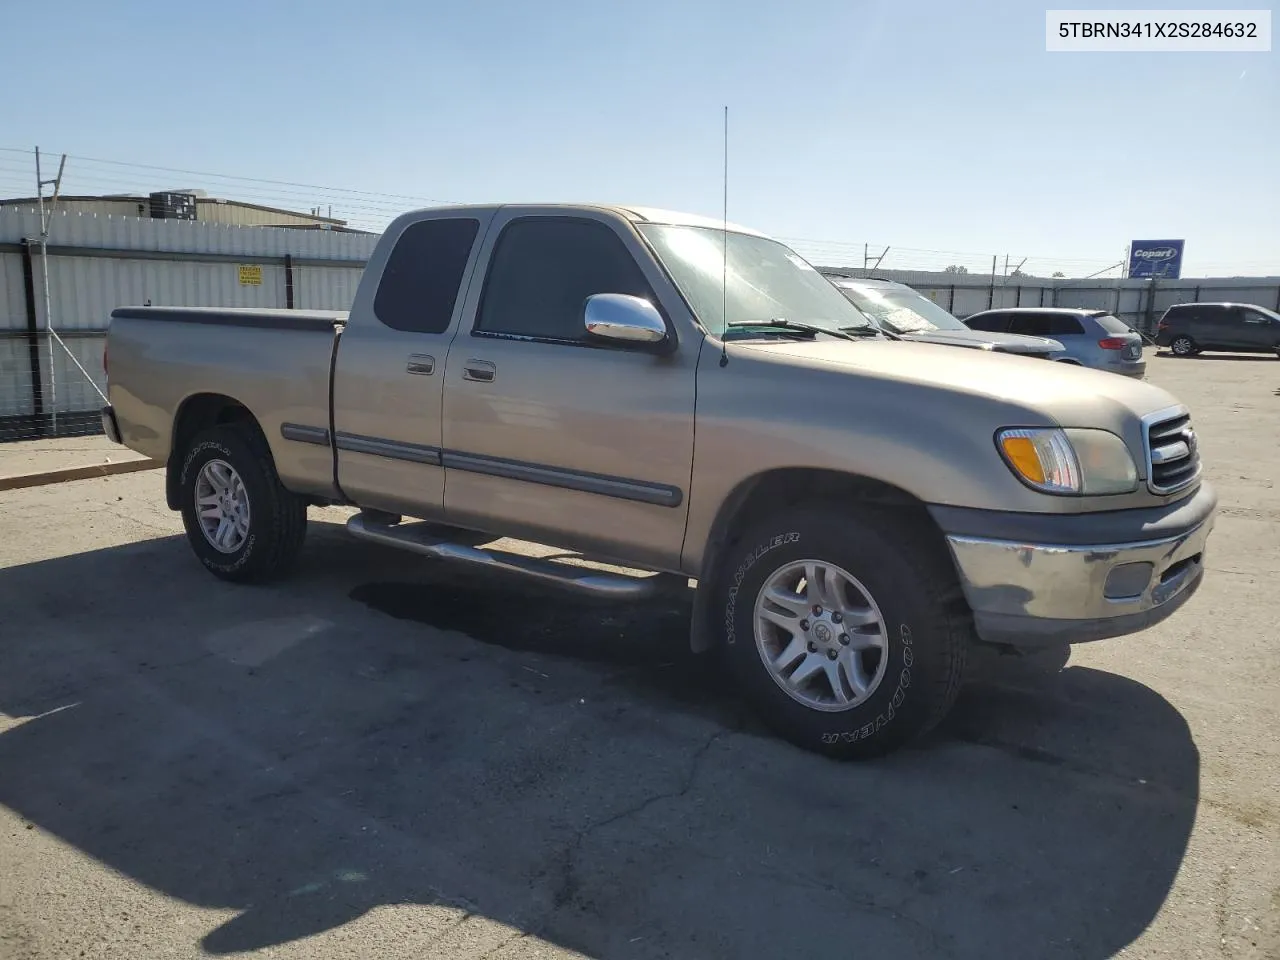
100,203 -> 1214,760
825,276 -> 1064,358
1155,302 -> 1280,358
962,307 -> 1146,378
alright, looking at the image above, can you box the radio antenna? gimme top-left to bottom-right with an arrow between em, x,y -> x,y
719,105 -> 730,368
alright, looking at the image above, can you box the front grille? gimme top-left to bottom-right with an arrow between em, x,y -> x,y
1145,411 -> 1201,494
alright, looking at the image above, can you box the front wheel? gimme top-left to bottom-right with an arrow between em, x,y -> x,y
1170,336 -> 1197,357
178,425 -> 308,583
715,507 -> 970,759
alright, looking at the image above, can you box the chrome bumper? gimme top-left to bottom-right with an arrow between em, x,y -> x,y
945,505 -> 1215,647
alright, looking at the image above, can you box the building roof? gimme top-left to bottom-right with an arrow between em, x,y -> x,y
0,193 -> 347,226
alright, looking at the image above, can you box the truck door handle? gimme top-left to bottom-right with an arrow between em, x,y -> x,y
462,359 -> 496,383
406,354 -> 435,375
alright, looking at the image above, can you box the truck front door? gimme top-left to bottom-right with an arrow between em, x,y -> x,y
441,211 -> 699,572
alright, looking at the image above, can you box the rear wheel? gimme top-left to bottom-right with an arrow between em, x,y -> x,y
714,507 -> 970,759
1170,336 -> 1197,357
178,425 -> 308,583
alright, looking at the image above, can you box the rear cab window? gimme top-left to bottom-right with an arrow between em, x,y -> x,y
374,218 -> 481,334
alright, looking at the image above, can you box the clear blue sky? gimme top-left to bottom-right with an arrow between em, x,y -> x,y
3,0 -> 1277,276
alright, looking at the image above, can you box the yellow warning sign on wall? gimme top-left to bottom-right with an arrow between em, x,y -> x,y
238,264 -> 263,285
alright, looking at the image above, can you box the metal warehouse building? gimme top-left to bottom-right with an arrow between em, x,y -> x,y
0,204 -> 377,440
3,199 -> 1279,443
0,192 -> 356,230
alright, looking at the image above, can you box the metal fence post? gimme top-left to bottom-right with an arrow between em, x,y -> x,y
19,239 -> 46,438
284,253 -> 295,309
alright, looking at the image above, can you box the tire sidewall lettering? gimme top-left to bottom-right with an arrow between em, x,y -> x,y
723,531 -> 800,646
819,621 -> 915,745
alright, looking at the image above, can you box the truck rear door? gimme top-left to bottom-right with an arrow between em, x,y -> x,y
439,210 -> 698,572
331,214 -> 490,516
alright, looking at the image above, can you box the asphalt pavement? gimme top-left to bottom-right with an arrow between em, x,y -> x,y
0,353 -> 1276,959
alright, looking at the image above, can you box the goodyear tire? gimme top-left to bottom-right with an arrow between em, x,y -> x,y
715,507 -> 970,759
177,425 -> 308,583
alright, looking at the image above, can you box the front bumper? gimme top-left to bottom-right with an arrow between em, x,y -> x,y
936,483 -> 1216,647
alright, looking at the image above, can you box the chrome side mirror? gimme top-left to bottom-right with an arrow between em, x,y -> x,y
584,294 -> 668,346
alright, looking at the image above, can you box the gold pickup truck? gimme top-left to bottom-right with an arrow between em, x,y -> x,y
101,203 -> 1215,758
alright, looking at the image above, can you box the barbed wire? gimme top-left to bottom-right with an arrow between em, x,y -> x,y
2,146 -> 1276,278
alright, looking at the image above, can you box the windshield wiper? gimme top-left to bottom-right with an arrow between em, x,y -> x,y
840,324 -> 901,341
726,319 -> 857,341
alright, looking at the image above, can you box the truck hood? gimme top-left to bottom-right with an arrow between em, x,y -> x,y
740,337 -> 1180,428
895,328 -> 1063,355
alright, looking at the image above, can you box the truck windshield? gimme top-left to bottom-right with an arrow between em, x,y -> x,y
637,224 -> 875,337
833,282 -> 970,335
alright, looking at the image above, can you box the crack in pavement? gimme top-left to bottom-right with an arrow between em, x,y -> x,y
534,727 -> 733,936
526,723 -> 954,957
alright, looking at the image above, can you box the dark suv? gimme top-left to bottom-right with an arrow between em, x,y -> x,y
1155,302 -> 1280,358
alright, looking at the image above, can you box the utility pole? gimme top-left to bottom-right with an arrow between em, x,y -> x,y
35,147 -> 64,434
34,147 -> 108,436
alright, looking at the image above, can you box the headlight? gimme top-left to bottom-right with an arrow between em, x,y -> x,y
996,427 -> 1138,495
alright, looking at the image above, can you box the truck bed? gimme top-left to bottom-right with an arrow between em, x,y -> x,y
106,307 -> 346,500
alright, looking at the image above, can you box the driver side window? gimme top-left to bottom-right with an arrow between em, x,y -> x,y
475,217 -> 656,343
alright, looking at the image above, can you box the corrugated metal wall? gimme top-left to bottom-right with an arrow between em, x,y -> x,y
0,209 -> 374,432
821,265 -> 1280,332
294,263 -> 365,311
2,208 -> 1278,438
0,208 -> 378,263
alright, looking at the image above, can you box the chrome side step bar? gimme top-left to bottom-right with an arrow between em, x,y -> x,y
346,513 -> 675,600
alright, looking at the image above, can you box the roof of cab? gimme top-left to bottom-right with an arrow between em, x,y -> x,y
392,202 -> 770,238
610,205 -> 768,237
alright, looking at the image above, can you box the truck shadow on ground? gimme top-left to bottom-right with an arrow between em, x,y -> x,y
0,522 -> 1200,959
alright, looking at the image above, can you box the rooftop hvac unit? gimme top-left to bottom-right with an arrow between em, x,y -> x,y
149,191 -> 198,221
